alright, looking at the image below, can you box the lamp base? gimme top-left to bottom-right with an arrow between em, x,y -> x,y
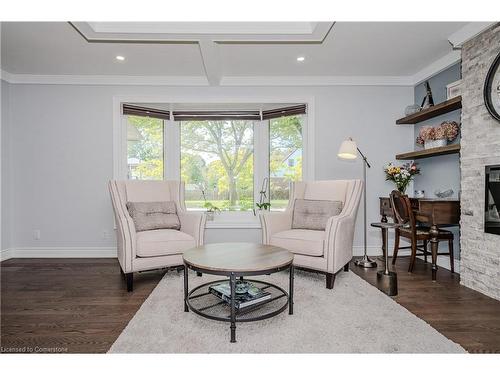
354,256 -> 377,268
377,270 -> 398,296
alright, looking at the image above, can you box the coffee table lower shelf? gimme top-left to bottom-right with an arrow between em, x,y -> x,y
183,265 -> 294,343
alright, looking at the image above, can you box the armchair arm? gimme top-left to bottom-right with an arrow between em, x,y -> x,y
108,181 -> 137,273
178,211 -> 206,246
324,214 -> 356,274
259,211 -> 293,244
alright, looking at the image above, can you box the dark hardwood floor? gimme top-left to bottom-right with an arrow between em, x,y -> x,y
1,257 -> 499,353
1,259 -> 168,353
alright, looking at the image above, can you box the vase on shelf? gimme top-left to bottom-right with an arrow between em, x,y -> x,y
424,139 -> 447,149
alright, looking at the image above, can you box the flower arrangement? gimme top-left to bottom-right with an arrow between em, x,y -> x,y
416,121 -> 459,148
384,162 -> 420,194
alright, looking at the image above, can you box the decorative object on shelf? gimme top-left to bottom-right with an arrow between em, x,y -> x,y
483,51 -> 500,122
414,190 -> 425,198
204,202 -> 221,221
434,189 -> 454,199
446,79 -> 462,100
396,96 -> 462,125
416,121 -> 460,149
420,81 -> 435,109
424,138 -> 447,149
404,104 -> 421,116
338,138 -> 376,268
384,162 -> 420,194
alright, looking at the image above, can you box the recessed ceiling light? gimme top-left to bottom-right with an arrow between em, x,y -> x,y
116,55 -> 125,61
296,56 -> 305,62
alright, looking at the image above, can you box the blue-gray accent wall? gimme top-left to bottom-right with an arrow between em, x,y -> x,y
413,63 -> 461,199
413,62 -> 461,261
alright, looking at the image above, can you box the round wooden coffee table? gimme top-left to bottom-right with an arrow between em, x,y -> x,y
183,242 -> 294,343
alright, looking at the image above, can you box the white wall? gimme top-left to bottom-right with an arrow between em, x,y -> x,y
1,79 -> 11,252
2,83 -> 413,256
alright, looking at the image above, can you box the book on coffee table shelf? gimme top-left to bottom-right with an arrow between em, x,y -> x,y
209,281 -> 272,309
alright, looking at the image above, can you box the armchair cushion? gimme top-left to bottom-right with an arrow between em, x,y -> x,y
292,199 -> 343,231
136,229 -> 195,258
126,201 -> 180,232
270,229 -> 325,257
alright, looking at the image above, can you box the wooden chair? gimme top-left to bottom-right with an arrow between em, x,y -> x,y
389,190 -> 454,273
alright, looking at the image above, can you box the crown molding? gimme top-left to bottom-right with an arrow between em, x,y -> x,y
410,50 -> 462,86
220,75 -> 414,86
0,50 -> 464,88
1,70 -> 414,86
448,22 -> 497,48
0,71 -> 209,86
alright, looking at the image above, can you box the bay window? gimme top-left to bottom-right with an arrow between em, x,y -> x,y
122,103 -> 307,217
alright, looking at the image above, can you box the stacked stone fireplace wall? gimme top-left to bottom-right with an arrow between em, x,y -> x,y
460,23 -> 500,300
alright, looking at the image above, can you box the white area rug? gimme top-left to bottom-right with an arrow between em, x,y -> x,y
109,270 -> 466,353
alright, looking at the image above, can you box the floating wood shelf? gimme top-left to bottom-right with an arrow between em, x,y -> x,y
396,96 -> 462,124
395,144 -> 461,160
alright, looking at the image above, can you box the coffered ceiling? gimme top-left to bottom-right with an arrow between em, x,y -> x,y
0,21 -> 488,86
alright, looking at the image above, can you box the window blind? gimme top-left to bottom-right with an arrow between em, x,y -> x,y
172,111 -> 261,121
261,104 -> 307,120
122,104 -> 170,120
122,104 -> 306,121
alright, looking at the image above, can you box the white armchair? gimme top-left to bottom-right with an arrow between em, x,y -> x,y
108,180 -> 206,291
260,180 -> 363,289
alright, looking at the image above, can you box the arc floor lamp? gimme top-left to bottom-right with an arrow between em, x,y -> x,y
337,138 -> 377,268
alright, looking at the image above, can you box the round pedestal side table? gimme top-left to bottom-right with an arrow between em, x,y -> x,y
370,222 -> 402,296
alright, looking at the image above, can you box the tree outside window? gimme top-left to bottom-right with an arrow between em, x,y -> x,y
127,115 -> 164,180
270,115 -> 303,210
181,120 -> 254,211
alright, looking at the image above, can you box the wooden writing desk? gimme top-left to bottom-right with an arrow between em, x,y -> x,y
379,197 -> 460,280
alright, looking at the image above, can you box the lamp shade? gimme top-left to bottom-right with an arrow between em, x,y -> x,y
337,139 -> 358,160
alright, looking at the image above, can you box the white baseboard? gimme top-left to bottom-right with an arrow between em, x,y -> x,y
5,246 -> 373,262
1,248 -> 14,262
352,245 -> 382,257
352,246 -> 460,273
1,245 -> 459,273
1,247 -> 117,261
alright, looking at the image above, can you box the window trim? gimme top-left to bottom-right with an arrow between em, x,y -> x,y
113,95 -> 315,227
